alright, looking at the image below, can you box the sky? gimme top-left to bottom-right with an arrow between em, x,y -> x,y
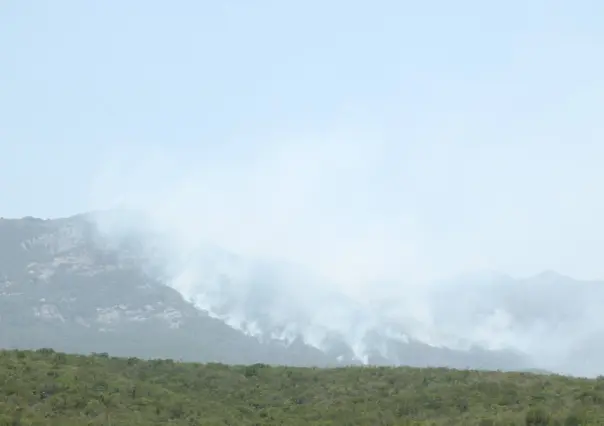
2,1 -> 604,288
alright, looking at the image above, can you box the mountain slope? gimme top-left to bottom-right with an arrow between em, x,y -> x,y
421,271 -> 604,376
0,216 -> 333,365
2,213 -> 598,375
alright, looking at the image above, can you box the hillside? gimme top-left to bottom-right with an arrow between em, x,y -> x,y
2,213 -> 604,375
1,349 -> 603,425
0,215 -> 333,366
0,214 -> 536,371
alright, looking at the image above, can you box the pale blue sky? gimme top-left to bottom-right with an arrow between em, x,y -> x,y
2,1 -> 604,283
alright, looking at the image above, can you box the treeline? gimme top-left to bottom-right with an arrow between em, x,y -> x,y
0,348 -> 603,425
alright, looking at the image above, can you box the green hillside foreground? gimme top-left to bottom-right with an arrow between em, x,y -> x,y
0,350 -> 603,425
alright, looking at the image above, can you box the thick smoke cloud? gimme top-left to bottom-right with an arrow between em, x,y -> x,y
86,128 -> 604,377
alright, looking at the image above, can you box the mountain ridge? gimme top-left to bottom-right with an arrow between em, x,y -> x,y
1,213 -> 602,376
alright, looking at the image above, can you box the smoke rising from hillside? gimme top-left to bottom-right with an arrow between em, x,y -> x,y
86,128 -> 604,376
89,130 -> 436,296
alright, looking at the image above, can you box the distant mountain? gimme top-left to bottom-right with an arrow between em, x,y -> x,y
1,213 -> 601,376
416,270 -> 604,377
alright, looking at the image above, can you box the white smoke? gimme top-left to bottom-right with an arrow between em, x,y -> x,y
86,129 -> 604,376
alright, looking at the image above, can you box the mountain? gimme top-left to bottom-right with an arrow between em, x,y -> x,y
1,213 -> 601,376
0,215 -> 333,366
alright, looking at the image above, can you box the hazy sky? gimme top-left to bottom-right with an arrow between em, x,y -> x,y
2,1 -> 604,286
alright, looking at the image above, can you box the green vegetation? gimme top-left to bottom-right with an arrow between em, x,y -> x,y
1,349 -> 603,425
